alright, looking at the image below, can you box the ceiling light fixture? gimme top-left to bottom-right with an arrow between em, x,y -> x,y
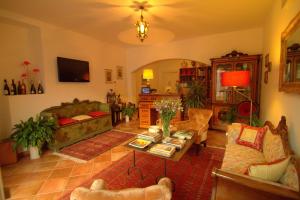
135,6 -> 149,42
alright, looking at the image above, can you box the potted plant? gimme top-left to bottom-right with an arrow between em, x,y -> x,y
11,115 -> 56,159
184,81 -> 205,108
122,103 -> 137,123
154,98 -> 183,137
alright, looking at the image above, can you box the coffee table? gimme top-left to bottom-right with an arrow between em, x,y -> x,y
124,132 -> 195,184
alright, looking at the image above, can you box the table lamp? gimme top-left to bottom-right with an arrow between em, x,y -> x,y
143,69 -> 154,87
221,71 -> 253,125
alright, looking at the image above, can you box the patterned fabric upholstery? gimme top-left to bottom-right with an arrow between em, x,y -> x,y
41,99 -> 112,151
226,123 -> 242,144
222,144 -> 266,174
263,129 -> 286,163
280,162 -> 299,191
222,123 -> 299,191
174,108 -> 212,144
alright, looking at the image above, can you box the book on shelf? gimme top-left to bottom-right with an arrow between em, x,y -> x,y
162,137 -> 186,149
137,131 -> 161,142
129,138 -> 151,149
148,143 -> 176,157
173,130 -> 194,140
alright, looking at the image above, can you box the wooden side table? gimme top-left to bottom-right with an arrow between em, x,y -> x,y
0,139 -> 17,166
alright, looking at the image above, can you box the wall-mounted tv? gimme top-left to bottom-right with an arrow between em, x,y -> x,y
57,57 -> 90,82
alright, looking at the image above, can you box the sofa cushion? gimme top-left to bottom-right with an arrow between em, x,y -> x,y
248,156 -> 290,182
236,125 -> 267,151
58,118 -> 78,126
88,111 -> 109,118
222,144 -> 266,174
72,115 -> 92,121
263,129 -> 286,162
280,162 -> 299,191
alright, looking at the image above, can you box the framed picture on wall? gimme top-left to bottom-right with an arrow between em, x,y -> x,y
116,66 -> 123,80
105,69 -> 113,83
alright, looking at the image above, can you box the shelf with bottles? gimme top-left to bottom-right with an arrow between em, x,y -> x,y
3,79 -> 44,96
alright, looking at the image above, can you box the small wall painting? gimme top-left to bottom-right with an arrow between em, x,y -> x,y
116,66 -> 123,80
105,69 -> 113,83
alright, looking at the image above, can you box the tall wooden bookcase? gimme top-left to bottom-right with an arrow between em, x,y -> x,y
210,51 -> 262,130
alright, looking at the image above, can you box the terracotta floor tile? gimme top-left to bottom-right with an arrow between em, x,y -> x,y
35,192 -> 63,200
6,181 -> 44,199
92,161 -> 112,173
26,171 -> 52,182
93,152 -> 111,163
3,173 -> 29,186
34,161 -> 58,172
65,175 -> 90,190
37,178 -> 68,194
39,154 -> 62,163
55,159 -> 76,169
10,164 -> 37,175
49,168 -> 72,179
70,163 -> 93,176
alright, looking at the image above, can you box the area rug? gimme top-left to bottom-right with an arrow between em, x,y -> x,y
61,146 -> 224,200
59,130 -> 134,161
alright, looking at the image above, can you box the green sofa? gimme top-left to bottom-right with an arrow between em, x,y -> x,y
41,98 -> 112,151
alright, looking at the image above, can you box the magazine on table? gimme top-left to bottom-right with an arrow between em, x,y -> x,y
137,131 -> 161,142
148,143 -> 176,157
129,138 -> 152,149
162,137 -> 186,149
173,130 -> 194,140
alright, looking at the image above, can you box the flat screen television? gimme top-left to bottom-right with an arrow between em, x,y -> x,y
57,57 -> 90,82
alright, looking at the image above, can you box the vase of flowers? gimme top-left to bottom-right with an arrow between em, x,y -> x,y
154,98 -> 183,137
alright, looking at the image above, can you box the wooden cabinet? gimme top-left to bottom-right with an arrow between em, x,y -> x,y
139,94 -> 181,128
210,51 -> 262,130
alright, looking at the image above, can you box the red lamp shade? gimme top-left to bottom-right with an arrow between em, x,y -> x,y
221,71 -> 250,87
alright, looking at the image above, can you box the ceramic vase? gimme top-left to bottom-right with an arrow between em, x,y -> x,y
125,115 -> 130,123
29,146 -> 40,160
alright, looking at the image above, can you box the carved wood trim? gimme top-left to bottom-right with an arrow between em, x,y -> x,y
264,116 -> 292,156
221,50 -> 248,58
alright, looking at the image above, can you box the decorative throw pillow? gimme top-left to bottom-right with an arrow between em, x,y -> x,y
248,156 -> 290,182
72,115 -> 92,121
263,129 -> 286,162
236,125 -> 267,151
88,111 -> 108,118
58,118 -> 78,126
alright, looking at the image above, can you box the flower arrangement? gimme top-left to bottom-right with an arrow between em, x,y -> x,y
154,98 -> 183,137
21,60 -> 40,85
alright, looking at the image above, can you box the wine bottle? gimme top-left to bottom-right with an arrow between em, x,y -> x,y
30,82 -> 36,94
17,81 -> 22,95
11,79 -> 17,95
3,79 -> 10,95
37,82 -> 44,94
21,80 -> 27,94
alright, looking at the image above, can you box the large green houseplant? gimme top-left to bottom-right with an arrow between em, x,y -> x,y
184,81 -> 205,108
122,103 -> 137,123
11,115 -> 56,159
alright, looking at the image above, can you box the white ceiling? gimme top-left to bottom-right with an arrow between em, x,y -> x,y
0,0 -> 273,47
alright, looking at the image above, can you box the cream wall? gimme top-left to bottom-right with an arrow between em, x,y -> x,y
126,28 -> 264,102
261,0 -> 300,155
0,10 -> 127,139
133,59 -> 184,99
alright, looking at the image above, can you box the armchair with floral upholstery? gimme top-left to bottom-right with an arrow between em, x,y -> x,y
174,108 -> 213,150
70,177 -> 172,200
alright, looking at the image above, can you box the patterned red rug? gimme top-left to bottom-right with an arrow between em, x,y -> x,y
59,130 -> 134,161
62,146 -> 224,200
